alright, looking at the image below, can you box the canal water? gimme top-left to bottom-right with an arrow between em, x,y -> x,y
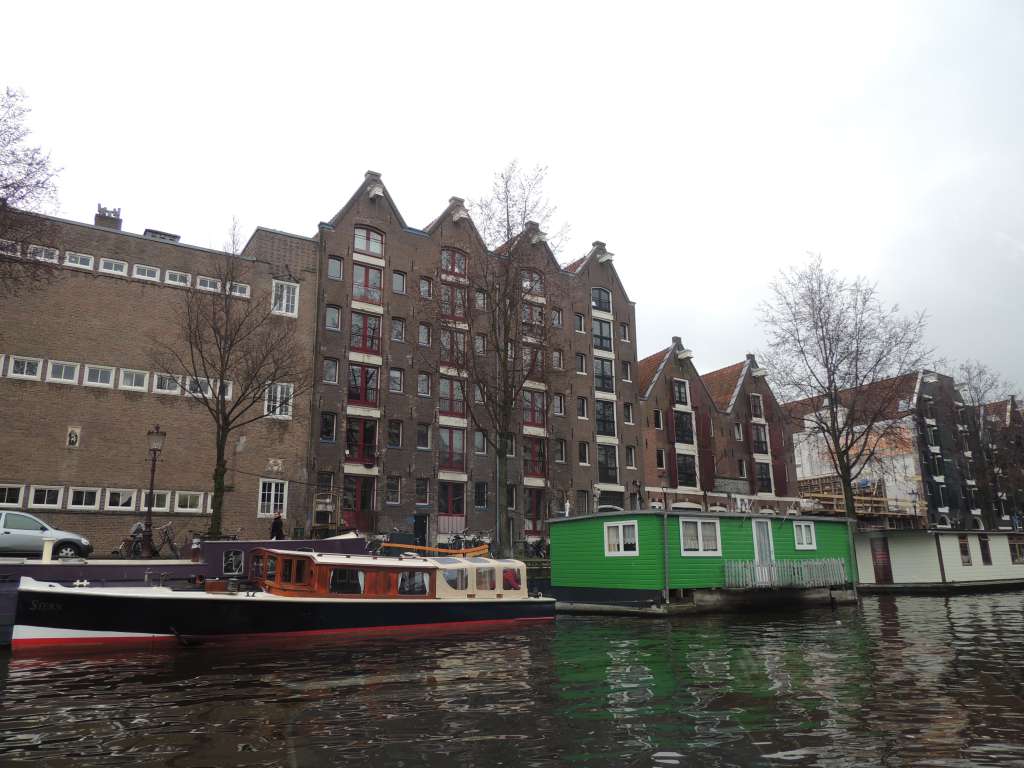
2,594 -> 1023,767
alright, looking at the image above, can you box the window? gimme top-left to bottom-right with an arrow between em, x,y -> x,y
676,454 -> 697,487
83,364 -> 114,388
419,277 -> 433,298
29,486 -> 62,509
507,485 -> 517,511
475,289 -> 487,310
794,521 -> 816,550
228,282 -> 250,298
68,487 -> 100,511
197,275 -> 221,292
621,361 -> 632,382
439,428 -> 465,470
738,459 -> 747,479
323,358 -> 339,384
590,287 -> 611,312
626,445 -> 637,468
619,323 -> 630,342
0,239 -> 17,258
474,482 -> 488,509
388,368 -> 404,393
522,390 -> 546,427
47,361 -> 79,384
680,518 -> 721,556
392,271 -> 406,294
133,264 -> 160,281
592,319 -> 612,351
474,384 -> 484,404
154,373 -> 181,395
329,568 -> 364,595
577,396 -> 588,419
673,379 -> 689,406
0,485 -> 22,508
474,430 -> 487,454
575,353 -> 587,374
598,445 -> 618,484
439,377 -> 465,415
105,489 -> 137,511
959,535 -> 972,566
524,437 -> 546,477
265,382 -> 294,418
653,409 -> 663,430
596,400 -> 616,437
1009,535 -> 1024,565
441,329 -> 466,365
187,376 -> 212,398
320,411 -> 337,442
551,349 -> 563,369
473,334 -> 487,356
65,251 -> 94,270
655,449 -> 666,469
756,462 -> 773,493
272,280 -> 299,317
752,424 -> 769,455
327,256 -> 343,280
416,478 -> 431,505
750,394 -> 764,419
418,323 -> 431,347
347,364 -> 379,405
174,491 -> 204,513
353,264 -> 383,304
143,490 -> 170,512
476,567 -> 497,591
345,418 -> 377,463
390,317 -> 406,342
504,433 -> 516,457
417,372 -> 431,397
555,439 -> 567,463
416,423 -> 431,449
325,305 -> 341,331
552,308 -> 563,327
595,358 -> 615,393
258,480 -> 287,517
734,423 -> 743,441
441,249 -> 467,277
553,394 -> 565,416
521,270 -> 544,296
604,521 -> 638,556
578,442 -> 590,465
99,258 -> 128,276
980,535 -> 993,565
438,481 -> 465,516
624,402 -> 634,424
386,476 -> 401,505
354,227 -> 383,256
674,411 -> 695,444
350,312 -> 381,353
387,420 -> 403,448
522,302 -> 543,328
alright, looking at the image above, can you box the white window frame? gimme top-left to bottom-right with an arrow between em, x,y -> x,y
272,280 -> 299,317
68,487 -> 101,511
626,445 -> 637,469
29,485 -> 64,510
105,488 -> 138,512
83,364 -> 115,389
119,369 -> 149,391
265,382 -> 294,419
175,491 -> 205,514
474,430 -> 488,455
64,251 -> 94,271
679,517 -> 722,557
46,360 -> 80,385
323,357 -> 339,384
734,423 -> 743,441
385,476 -> 401,505
655,448 -> 666,469
257,479 -> 287,518
0,484 -> 24,509
133,264 -> 161,282
197,275 -> 222,293
0,239 -> 19,258
28,244 -> 59,263
653,409 -> 663,430
389,368 -> 404,393
99,257 -> 128,276
186,376 -> 213,399
622,361 -> 632,382
228,281 -> 251,298
553,393 -> 565,416
153,373 -> 182,395
794,521 -> 817,550
8,355 -> 43,381
218,380 -> 233,400
142,490 -> 170,513
165,270 -> 192,287
604,520 -> 639,557
624,402 -> 635,424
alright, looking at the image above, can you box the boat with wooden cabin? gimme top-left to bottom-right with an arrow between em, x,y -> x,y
12,548 -> 554,653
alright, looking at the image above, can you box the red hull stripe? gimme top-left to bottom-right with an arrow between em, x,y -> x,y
12,615 -> 555,653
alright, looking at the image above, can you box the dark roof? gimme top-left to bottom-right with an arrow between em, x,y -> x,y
702,361 -> 747,411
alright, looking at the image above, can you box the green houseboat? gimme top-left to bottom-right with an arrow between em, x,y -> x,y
550,510 -> 856,614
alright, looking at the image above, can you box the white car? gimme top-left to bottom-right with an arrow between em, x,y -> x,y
0,510 -> 93,559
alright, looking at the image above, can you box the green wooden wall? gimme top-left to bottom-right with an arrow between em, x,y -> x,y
550,513 -> 853,589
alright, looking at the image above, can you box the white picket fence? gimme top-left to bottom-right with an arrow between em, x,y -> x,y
724,558 -> 850,589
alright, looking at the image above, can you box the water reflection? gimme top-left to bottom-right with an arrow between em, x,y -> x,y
1,595 -> 1023,766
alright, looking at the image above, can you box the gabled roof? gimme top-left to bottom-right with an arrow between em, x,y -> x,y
784,372 -> 920,424
492,221 -> 562,271
422,196 -> 490,254
323,171 -> 412,233
638,347 -> 672,399
702,360 -> 749,412
561,241 -> 633,305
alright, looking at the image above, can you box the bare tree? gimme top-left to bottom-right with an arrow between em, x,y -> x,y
760,256 -> 930,557
151,223 -> 313,538
0,87 -> 60,297
469,160 -> 570,254
955,359 -> 1015,409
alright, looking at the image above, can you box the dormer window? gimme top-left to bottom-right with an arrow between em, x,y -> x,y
591,287 -> 611,313
440,249 -> 467,277
353,227 -> 383,257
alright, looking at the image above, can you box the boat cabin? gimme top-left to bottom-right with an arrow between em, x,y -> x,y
247,549 -> 530,600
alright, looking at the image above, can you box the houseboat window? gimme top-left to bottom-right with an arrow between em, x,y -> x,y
958,536 -> 972,566
250,554 -> 264,578
398,571 -> 429,595
979,535 -> 992,566
1010,535 -> 1024,565
476,568 -> 496,591
223,550 -> 243,577
793,521 -> 816,551
443,569 -> 468,590
330,569 -> 364,594
502,568 -> 522,590
266,557 -> 277,580
604,521 -> 639,556
294,559 -> 307,583
282,559 -> 294,583
680,518 -> 721,556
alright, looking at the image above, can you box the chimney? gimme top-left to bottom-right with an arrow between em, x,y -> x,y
95,205 -> 122,231
672,336 -> 682,347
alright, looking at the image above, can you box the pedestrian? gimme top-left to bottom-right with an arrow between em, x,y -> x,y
270,511 -> 285,540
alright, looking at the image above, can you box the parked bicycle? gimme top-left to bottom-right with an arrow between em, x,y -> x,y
113,521 -> 181,559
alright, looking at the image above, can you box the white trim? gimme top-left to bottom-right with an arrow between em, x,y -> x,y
153,373 -> 182,395
348,352 -> 383,366
68,487 -> 101,511
196,275 -> 222,293
352,299 -> 384,315
174,491 -> 205,514
99,257 -> 128,277
264,382 -> 294,419
28,244 -> 59,263
0,484 -> 24,509
142,490 -> 170,513
347,404 -> 382,420
28,485 -> 63,510
437,470 -> 468,483
133,263 -> 161,282
344,464 -> 380,477
46,360 -> 80,385
352,252 -> 386,268
271,280 -> 300,317
679,517 -> 722,557
793,520 -> 817,550
8,355 -> 43,381
228,282 -> 251,298
257,478 -> 288,518
523,476 -> 546,488
603,519 -> 639,557
165,270 -> 191,287
119,369 -> 149,391
64,251 -> 94,271
83,364 -> 115,389
105,488 -> 138,512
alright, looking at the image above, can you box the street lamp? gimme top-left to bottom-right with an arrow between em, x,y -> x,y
142,424 -> 167,558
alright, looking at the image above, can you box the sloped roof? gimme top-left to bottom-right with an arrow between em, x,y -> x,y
784,372 -> 920,424
638,347 -> 671,399
702,361 -> 748,411
562,256 -> 586,273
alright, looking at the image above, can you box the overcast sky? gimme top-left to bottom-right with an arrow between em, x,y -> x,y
4,1 -> 1022,387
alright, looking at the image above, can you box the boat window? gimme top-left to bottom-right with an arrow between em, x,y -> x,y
476,568 -> 496,591
282,559 -> 294,583
266,557 -> 277,580
398,571 -> 429,595
502,568 -> 522,590
294,559 -> 307,584
250,554 -> 264,578
443,568 -> 468,590
223,550 -> 243,577
330,568 -> 364,594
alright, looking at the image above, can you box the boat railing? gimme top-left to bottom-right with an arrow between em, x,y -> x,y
724,558 -> 850,589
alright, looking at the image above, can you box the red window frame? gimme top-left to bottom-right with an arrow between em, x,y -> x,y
345,418 -> 377,464
522,303 -> 543,327
521,270 -> 544,296
353,263 -> 383,304
440,284 -> 467,320
522,390 -> 546,427
439,377 -> 466,416
440,249 -> 467,277
523,346 -> 543,379
439,427 -> 466,471
524,437 -> 546,477
347,364 -> 379,406
353,226 -> 383,256
350,311 -> 381,353
438,481 -> 465,517
525,488 -> 544,531
440,329 -> 466,366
